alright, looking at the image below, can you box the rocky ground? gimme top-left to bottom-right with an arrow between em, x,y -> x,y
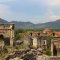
4,48 -> 60,60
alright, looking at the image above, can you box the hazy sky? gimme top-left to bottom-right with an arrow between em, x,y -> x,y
0,0 -> 60,23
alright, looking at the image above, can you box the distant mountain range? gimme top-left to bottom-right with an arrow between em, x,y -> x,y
0,18 -> 8,23
0,18 -> 60,29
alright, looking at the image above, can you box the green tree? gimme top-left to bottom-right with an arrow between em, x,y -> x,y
14,29 -> 25,40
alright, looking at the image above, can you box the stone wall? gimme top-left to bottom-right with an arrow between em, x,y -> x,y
50,56 -> 60,60
0,24 -> 15,46
51,38 -> 60,56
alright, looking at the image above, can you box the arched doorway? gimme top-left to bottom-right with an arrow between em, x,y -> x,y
0,34 -> 4,39
0,34 -> 4,48
0,34 -> 10,45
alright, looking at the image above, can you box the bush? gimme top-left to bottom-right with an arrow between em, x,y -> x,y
45,48 -> 51,56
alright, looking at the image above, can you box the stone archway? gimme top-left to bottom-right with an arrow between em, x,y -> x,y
0,34 -> 4,39
0,34 -> 5,48
0,24 -> 15,46
0,34 -> 10,45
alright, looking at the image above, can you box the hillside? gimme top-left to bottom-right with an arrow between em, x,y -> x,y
0,18 -> 8,23
0,18 -> 60,29
10,21 -> 34,29
10,20 -> 60,29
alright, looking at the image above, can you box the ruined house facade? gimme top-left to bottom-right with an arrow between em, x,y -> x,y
24,32 -> 48,49
0,24 -> 15,46
51,37 -> 60,56
25,29 -> 60,56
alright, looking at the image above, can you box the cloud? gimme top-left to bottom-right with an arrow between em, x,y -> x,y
45,0 -> 60,6
0,0 -> 15,2
0,4 -> 9,16
50,15 -> 60,20
18,0 -> 60,6
13,9 -> 60,23
0,3 -> 59,23
0,0 -> 60,23
48,10 -> 60,20
41,9 -> 60,23
0,4 -> 14,21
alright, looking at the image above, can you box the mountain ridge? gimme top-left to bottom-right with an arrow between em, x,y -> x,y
0,18 -> 60,29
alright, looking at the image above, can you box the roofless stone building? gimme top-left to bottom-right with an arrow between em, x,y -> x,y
0,23 -> 15,46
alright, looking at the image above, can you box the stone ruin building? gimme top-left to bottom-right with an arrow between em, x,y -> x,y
24,32 -> 48,50
51,36 -> 60,56
24,29 -> 60,56
0,23 -> 15,46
